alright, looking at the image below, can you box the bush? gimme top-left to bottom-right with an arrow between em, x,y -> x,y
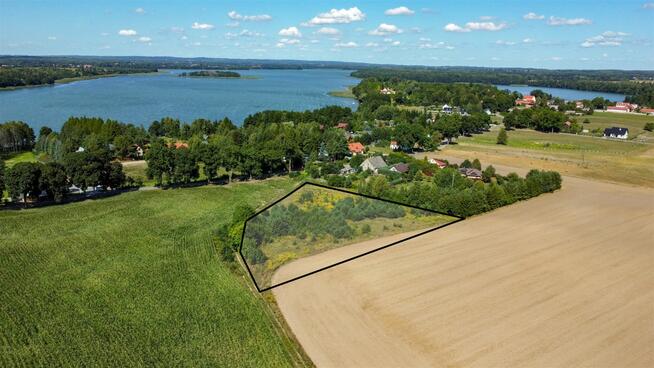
644,122 -> 654,132
497,127 -> 508,145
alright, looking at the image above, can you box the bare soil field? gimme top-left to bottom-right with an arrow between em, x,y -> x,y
273,175 -> 654,367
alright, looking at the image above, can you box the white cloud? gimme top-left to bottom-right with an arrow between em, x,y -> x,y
580,31 -> 628,47
419,41 -> 454,50
495,40 -> 516,46
118,29 -> 137,36
479,15 -> 494,21
643,2 -> 654,8
365,42 -> 379,47
491,57 -> 500,61
228,11 -> 272,21
47,36 -> 57,40
305,7 -> 365,25
369,23 -> 402,36
444,23 -> 469,32
444,21 -> 507,32
310,39 -> 320,44
170,26 -> 184,33
315,27 -> 340,35
522,38 -> 535,43
276,38 -> 301,47
226,21 -> 240,28
137,36 -> 151,43
391,40 -> 401,46
547,16 -> 591,26
226,29 -> 264,39
334,41 -> 358,48
191,22 -> 214,30
385,6 -> 414,16
550,56 -> 562,61
523,12 -> 544,20
279,26 -> 302,37
134,7 -> 145,14
466,22 -> 507,31
100,32 -> 109,36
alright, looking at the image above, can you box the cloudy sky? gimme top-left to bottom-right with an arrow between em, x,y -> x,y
1,0 -> 653,69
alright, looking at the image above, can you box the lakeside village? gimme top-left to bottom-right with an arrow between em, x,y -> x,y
1,83 -> 647,206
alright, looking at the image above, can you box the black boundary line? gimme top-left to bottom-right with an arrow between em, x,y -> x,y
238,181 -> 465,292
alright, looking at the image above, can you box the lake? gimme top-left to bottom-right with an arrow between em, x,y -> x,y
495,84 -> 625,102
0,69 -> 359,131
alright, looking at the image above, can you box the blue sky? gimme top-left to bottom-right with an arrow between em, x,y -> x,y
1,0 -> 653,69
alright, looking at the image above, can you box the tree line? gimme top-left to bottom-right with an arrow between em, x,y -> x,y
0,66 -> 156,88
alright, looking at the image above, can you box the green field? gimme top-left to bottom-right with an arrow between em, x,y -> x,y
1,151 -> 40,167
0,179 -> 312,367
580,111 -> 654,139
447,127 -> 654,187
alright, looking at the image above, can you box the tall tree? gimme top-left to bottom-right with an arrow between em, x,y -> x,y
6,162 -> 42,203
40,162 -> 68,201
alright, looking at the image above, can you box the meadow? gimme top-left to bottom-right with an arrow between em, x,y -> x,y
580,111 -> 654,139
0,178 -> 311,367
446,127 -> 654,187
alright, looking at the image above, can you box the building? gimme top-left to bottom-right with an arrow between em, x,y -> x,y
603,127 -> 629,139
173,141 -> 189,149
458,167 -> 483,180
516,95 -> 536,106
340,164 -> 356,175
380,87 -> 396,95
336,122 -> 349,130
641,108 -> 654,115
360,156 -> 387,173
607,102 -> 638,113
575,101 -> 584,109
390,163 -> 409,174
389,140 -> 400,151
428,158 -> 447,169
348,142 -> 365,155
441,104 -> 453,114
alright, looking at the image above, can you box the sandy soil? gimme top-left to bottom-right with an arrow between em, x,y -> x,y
273,175 -> 654,367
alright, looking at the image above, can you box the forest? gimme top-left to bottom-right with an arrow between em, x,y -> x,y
352,67 -> 654,106
0,66 -> 157,88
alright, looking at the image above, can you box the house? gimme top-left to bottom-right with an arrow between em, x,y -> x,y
484,108 -> 492,115
173,141 -> 189,149
348,142 -> 365,155
390,163 -> 409,174
458,167 -> 483,180
76,147 -> 85,152
428,158 -> 447,169
575,101 -> 584,109
516,95 -> 536,106
360,156 -> 387,173
607,102 -> 638,113
603,127 -> 629,139
389,140 -> 400,151
380,87 -> 396,95
564,121 -> 572,128
336,122 -> 349,130
340,164 -> 356,175
441,104 -> 453,114
134,145 -> 144,158
640,108 -> 654,115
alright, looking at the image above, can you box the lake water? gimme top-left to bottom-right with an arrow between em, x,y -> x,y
0,69 -> 359,131
495,84 -> 625,102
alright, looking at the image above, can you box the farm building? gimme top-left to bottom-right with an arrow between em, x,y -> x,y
360,156 -> 387,173
390,140 -> 400,151
603,127 -> 629,139
459,167 -> 482,180
390,163 -> 409,173
340,164 -> 356,175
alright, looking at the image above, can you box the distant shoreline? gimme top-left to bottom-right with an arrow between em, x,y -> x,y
0,71 -> 160,92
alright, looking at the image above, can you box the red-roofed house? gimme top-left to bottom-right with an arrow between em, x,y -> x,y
348,142 -> 365,155
640,108 -> 654,115
336,122 -> 349,130
173,141 -> 189,149
428,158 -> 447,169
516,95 -> 536,106
606,105 -> 630,113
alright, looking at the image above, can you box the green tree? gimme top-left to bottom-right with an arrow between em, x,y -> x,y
644,122 -> 654,132
497,127 -> 508,145
323,128 -> 348,160
172,148 -> 199,184
145,140 -> 174,185
472,159 -> 482,170
40,162 -> 68,201
0,160 -> 5,197
482,165 -> 496,183
6,162 -> 42,203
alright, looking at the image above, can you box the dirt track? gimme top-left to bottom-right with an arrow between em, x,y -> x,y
273,175 -> 654,367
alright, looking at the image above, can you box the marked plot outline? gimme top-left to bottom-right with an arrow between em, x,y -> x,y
238,182 -> 464,292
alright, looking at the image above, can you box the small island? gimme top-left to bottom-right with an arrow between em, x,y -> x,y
179,70 -> 241,78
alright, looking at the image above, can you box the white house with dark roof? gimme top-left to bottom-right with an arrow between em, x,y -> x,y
603,127 -> 629,139
360,156 -> 387,173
